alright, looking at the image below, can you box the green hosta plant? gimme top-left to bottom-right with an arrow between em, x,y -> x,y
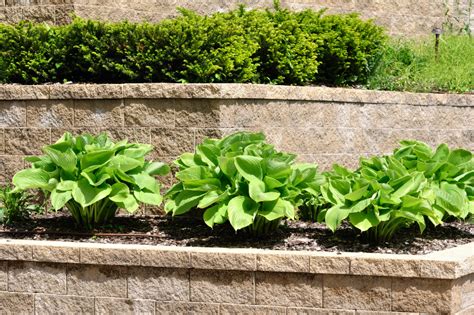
165,131 -> 316,235
393,140 -> 474,220
319,157 -> 444,243
12,132 -> 170,229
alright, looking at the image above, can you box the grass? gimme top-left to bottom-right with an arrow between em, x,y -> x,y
366,35 -> 474,93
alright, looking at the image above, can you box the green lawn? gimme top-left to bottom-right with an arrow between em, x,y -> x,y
366,35 -> 474,93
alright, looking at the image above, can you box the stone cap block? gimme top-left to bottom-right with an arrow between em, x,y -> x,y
0,83 -> 471,107
0,239 -> 472,279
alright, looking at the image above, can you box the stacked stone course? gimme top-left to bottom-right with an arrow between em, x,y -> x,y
1,0 -> 473,35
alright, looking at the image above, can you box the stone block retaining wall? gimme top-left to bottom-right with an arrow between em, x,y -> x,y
0,83 -> 472,190
0,239 -> 473,314
0,0 -> 473,36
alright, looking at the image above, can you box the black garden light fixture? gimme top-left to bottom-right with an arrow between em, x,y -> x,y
432,27 -> 443,61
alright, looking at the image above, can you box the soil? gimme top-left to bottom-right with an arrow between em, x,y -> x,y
1,212 -> 473,255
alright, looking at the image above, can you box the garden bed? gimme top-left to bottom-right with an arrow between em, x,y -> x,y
0,214 -> 473,255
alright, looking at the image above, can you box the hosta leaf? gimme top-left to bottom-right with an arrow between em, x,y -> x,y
51,189 -> 72,210
109,155 -> 143,173
56,180 -> 76,191
81,150 -> 114,171
122,145 -> 153,159
227,196 -> 258,231
43,146 -> 77,173
134,191 -> 162,206
109,182 -> 131,202
448,149 -> 472,166
325,205 -> 350,232
13,169 -> 51,191
172,190 -> 207,215
261,198 -> 295,221
203,203 -> 228,228
198,190 -> 228,209
264,176 -> 285,189
131,173 -> 158,191
115,195 -> 139,213
145,162 -> 170,176
235,155 -> 263,181
176,166 -> 211,181
265,159 -> 292,179
349,210 -> 379,232
249,179 -> 280,202
72,179 -> 112,208
196,143 -> 220,167
344,185 -> 369,202
183,178 -> 221,191
81,171 -> 111,187
218,157 -> 237,177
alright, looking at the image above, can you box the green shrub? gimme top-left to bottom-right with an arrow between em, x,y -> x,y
0,184 -> 41,225
0,4 -> 385,86
12,132 -> 170,229
165,131 -> 320,235
297,10 -> 387,85
313,141 -> 473,243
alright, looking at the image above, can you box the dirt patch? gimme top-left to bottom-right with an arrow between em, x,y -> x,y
0,213 -> 472,255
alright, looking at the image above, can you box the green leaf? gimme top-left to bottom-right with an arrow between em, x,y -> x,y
260,198 -> 295,221
72,179 -> 112,208
131,173 -> 159,192
109,182 -> 131,202
172,190 -> 207,215
218,157 -> 237,177
325,205 -> 350,232
234,155 -> 263,181
197,190 -> 228,209
109,155 -> 143,173
56,180 -> 76,191
80,150 -> 114,171
43,146 -> 77,173
51,189 -> 72,210
249,179 -> 280,202
344,185 -> 369,202
13,169 -> 51,191
448,149 -> 472,166
227,196 -> 258,231
349,210 -> 379,232
145,162 -> 170,176
134,191 -> 162,206
203,203 -> 228,228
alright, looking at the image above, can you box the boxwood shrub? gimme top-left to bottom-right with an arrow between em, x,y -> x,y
0,4 -> 385,85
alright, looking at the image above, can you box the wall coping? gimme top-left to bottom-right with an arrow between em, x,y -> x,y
0,83 -> 473,107
0,238 -> 472,280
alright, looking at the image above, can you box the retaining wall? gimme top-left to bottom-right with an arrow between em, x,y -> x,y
0,0 -> 473,36
0,239 -> 472,314
0,83 -> 473,188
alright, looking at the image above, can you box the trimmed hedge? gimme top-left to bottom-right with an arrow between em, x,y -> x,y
0,5 -> 386,85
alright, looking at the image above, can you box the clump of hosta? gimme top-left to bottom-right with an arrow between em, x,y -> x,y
13,132 -> 170,229
165,132 -> 319,236
316,140 -> 473,243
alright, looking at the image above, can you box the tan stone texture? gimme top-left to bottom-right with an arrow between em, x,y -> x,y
95,298 -> 155,314
0,243 -> 32,260
8,261 -> 66,294
128,267 -> 189,301
140,247 -> 190,268
35,294 -> 94,314
5,128 -> 50,155
67,265 -> 127,298
26,100 -> 74,128
124,99 -> 175,127
257,252 -> 310,273
32,244 -> 80,264
150,127 -> 195,157
350,256 -> 421,278
74,99 -> 123,127
80,247 -> 140,265
191,251 -> 256,271
155,302 -> 220,314
0,155 -> 25,183
0,292 -> 34,314
0,101 -> 26,127
255,272 -> 322,307
175,99 -> 220,128
323,275 -> 391,311
391,278 -> 453,313
190,269 -> 254,304
220,304 -> 287,314
287,308 -> 355,315
310,255 -> 351,274
0,261 -> 6,291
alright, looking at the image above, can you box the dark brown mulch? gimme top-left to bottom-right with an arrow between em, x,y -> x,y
0,212 -> 472,255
